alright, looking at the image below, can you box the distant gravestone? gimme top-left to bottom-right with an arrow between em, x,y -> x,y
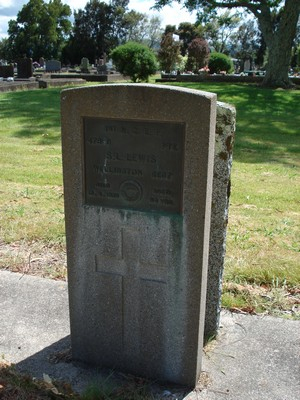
17,58 -> 33,78
97,64 -> 108,74
61,84 -> 217,387
45,59 -> 61,72
244,59 -> 251,72
39,57 -> 45,68
0,64 -> 14,78
80,57 -> 90,73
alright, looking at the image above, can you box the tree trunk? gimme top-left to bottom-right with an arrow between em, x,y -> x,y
259,0 -> 300,88
263,36 -> 293,88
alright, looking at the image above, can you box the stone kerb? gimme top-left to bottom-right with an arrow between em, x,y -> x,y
61,84 -> 217,387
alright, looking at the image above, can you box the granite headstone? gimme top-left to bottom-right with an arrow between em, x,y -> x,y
17,58 -> 33,78
61,84 -> 216,387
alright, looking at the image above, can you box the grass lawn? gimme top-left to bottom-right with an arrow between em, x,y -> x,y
0,82 -> 299,316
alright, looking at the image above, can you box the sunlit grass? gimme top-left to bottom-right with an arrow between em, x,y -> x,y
0,82 -> 299,316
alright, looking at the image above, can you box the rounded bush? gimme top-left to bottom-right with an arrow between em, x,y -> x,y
110,42 -> 158,82
208,52 -> 234,74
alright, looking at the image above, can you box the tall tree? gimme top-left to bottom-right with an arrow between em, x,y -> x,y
230,18 -> 262,69
121,11 -> 163,49
291,16 -> 300,69
196,9 -> 241,54
145,16 -> 164,49
122,10 -> 149,44
154,0 -> 300,87
157,32 -> 181,72
62,0 -> 129,64
177,22 -> 204,55
7,0 -> 71,61
0,38 -> 11,62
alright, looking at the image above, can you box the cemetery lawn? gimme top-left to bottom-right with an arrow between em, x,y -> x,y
0,83 -> 299,318
169,81 -> 300,318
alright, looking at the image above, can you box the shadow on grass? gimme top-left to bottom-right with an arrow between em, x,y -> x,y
169,82 -> 300,167
1,83 -> 300,166
1,88 -> 62,145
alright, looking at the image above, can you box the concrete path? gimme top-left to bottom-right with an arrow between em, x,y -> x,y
0,270 -> 299,399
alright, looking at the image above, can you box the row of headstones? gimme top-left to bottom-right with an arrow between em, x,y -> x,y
0,57 -> 110,79
0,58 -> 62,79
81,56 -> 109,74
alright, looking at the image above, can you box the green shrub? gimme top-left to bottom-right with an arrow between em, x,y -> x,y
110,42 -> 158,82
208,52 -> 234,74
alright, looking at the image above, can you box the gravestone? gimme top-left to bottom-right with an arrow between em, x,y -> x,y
61,84 -> 217,387
97,54 -> 108,74
17,58 -> 33,78
244,59 -> 251,72
45,59 -> 61,72
80,57 -> 90,73
0,64 -> 14,78
97,64 -> 108,74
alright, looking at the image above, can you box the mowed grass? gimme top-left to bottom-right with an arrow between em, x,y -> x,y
0,88 -> 65,244
168,82 -> 300,315
0,82 -> 299,315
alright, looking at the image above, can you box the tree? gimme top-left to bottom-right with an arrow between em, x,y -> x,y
291,17 -> 300,69
177,22 -> 204,55
62,0 -> 129,64
157,32 -> 181,72
110,42 -> 158,82
7,0 -> 71,61
154,0 -> 300,88
230,18 -> 262,69
196,9 -> 241,54
122,10 -> 149,43
145,16 -> 164,49
0,38 -> 11,62
186,37 -> 210,72
121,11 -> 163,49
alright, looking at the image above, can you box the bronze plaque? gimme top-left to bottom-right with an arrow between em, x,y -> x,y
83,118 -> 185,214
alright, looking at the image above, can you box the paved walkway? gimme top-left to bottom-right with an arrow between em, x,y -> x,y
0,270 -> 299,399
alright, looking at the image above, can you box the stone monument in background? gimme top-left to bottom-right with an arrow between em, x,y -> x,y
80,57 -> 90,73
0,64 -> 14,78
45,59 -> 61,73
17,57 -> 33,78
61,84 -> 217,387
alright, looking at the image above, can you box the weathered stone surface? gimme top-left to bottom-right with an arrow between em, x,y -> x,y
61,84 -> 216,387
205,102 -> 236,339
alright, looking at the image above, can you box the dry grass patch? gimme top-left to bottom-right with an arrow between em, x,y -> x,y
222,282 -> 300,318
0,361 -> 79,399
0,240 -> 67,280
